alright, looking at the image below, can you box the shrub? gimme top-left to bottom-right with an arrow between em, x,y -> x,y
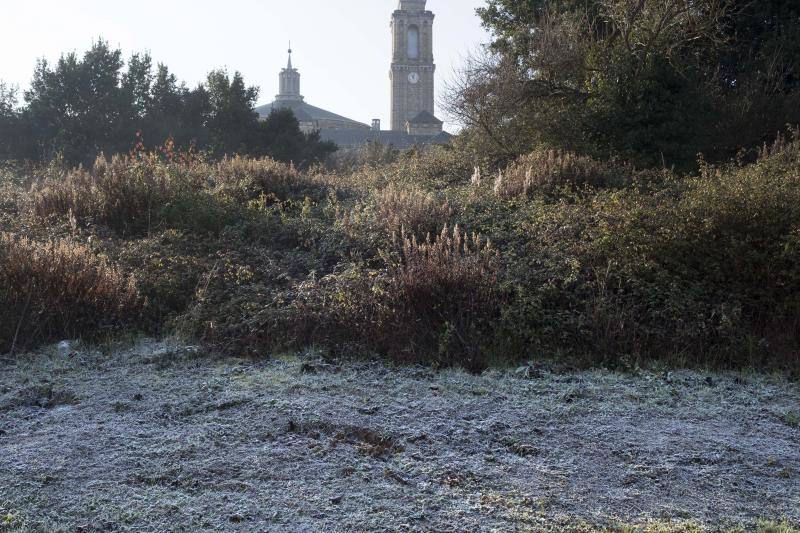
3,131 -> 799,370
492,148 -> 616,198
391,225 -> 501,369
0,233 -> 138,352
484,135 -> 800,367
372,184 -> 453,237
26,154 -> 236,236
281,225 -> 502,370
213,156 -> 304,201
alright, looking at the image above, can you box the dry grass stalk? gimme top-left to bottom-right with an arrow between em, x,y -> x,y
374,184 -> 452,237
215,155 -> 302,193
495,148 -> 609,198
0,233 -> 138,351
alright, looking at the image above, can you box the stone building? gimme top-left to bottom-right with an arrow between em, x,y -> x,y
256,0 -> 448,148
390,0 -> 443,136
255,48 -> 371,134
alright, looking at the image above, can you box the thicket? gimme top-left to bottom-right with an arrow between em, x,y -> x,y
1,133 -> 798,370
0,233 -> 138,354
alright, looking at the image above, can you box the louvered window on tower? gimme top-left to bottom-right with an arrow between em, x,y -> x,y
407,26 -> 419,59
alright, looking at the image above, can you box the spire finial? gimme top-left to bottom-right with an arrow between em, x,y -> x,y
287,41 -> 293,69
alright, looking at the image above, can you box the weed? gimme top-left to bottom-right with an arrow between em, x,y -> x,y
0,233 -> 138,353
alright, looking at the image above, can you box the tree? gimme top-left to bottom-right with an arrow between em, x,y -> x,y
451,0 -> 800,169
146,63 -> 187,146
179,84 -> 212,148
257,108 -> 336,165
2,40 -> 340,166
205,70 -> 261,156
24,40 -> 126,164
122,53 -> 153,119
0,83 -> 19,160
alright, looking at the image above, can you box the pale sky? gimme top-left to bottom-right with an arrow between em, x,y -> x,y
0,1 -> 491,131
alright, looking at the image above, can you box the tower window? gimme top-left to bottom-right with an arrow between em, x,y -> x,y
407,26 -> 420,59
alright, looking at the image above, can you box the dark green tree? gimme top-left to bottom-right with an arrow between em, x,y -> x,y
452,0 -> 800,169
2,40 -> 340,166
257,108 -> 336,165
179,84 -> 212,148
121,53 -> 153,118
0,83 -> 19,160
205,70 -> 261,155
25,40 -> 126,163
146,63 -> 186,146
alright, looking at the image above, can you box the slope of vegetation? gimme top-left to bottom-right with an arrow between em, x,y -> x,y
1,133 -> 799,370
1,1 -> 799,370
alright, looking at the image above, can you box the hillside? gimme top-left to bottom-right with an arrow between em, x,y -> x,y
1,135 -> 800,370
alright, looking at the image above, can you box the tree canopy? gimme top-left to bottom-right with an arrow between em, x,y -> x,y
450,0 -> 800,169
1,40 -> 336,166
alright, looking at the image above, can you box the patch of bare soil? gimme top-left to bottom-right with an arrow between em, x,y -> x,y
0,340 -> 798,532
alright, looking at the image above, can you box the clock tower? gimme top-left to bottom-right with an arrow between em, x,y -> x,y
390,0 -> 442,134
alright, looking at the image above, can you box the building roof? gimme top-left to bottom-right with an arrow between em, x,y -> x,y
320,128 -> 452,150
408,110 -> 443,125
256,100 -> 370,130
259,47 -> 370,131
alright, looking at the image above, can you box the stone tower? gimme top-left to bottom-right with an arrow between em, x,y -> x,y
390,0 -> 442,134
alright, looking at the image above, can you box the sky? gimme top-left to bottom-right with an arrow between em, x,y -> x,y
0,0 -> 491,132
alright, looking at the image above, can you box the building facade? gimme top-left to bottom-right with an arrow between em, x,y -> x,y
256,1 -> 447,148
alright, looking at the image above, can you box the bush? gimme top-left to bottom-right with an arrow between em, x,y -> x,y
372,184 -> 453,237
492,148 -> 623,198
280,225 -> 501,370
26,154 -> 239,236
0,233 -> 139,352
3,131 -> 799,370
213,156 -> 305,201
481,134 -> 800,367
391,225 -> 501,369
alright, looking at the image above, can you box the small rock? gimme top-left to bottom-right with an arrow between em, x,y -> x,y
57,340 -> 73,358
329,495 -> 343,504
516,363 -> 543,379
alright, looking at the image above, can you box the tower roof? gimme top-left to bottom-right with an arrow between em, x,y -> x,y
398,0 -> 426,11
278,44 -> 302,102
408,110 -> 443,125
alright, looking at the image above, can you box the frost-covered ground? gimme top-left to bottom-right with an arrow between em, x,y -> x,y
0,340 -> 798,532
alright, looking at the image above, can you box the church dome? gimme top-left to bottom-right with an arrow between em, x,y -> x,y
256,48 -> 370,133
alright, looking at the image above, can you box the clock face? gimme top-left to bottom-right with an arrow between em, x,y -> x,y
408,72 -> 419,84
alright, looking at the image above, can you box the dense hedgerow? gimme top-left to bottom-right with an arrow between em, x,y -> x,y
480,135 -> 800,367
1,134 -> 799,369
